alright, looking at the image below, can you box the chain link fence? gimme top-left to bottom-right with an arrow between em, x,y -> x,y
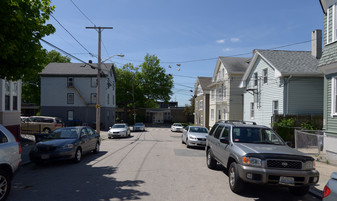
294,129 -> 324,155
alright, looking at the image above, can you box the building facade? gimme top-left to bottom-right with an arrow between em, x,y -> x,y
40,63 -> 116,130
194,77 -> 211,128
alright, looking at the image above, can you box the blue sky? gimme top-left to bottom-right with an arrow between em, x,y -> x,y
43,0 -> 324,106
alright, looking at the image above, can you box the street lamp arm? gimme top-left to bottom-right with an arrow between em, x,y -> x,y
102,54 -> 125,63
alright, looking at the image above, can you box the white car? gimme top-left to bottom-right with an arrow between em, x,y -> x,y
108,124 -> 131,138
0,124 -> 21,201
182,126 -> 209,148
133,123 -> 145,132
171,123 -> 184,132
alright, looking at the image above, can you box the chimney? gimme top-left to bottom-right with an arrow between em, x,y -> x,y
312,29 -> 322,59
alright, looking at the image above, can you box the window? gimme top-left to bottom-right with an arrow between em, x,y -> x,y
200,100 -> 203,110
218,110 -> 221,120
12,82 -> 18,110
67,93 -> 74,104
213,125 -> 224,139
211,90 -> 214,101
107,94 -> 110,105
211,109 -> 214,121
91,93 -> 97,104
112,95 -> 115,105
223,109 -> 226,120
0,131 -> 8,143
68,110 -> 74,121
91,77 -> 97,87
5,80 -> 10,111
327,4 -> 337,44
331,77 -> 337,115
221,127 -> 229,139
209,124 -> 218,136
263,68 -> 268,84
254,72 -> 258,86
250,102 -> 255,118
67,77 -> 73,87
223,86 -> 226,97
273,100 -> 279,115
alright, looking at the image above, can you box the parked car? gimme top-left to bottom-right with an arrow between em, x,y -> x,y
323,172 -> 337,201
29,126 -> 100,165
21,116 -> 64,134
182,126 -> 208,148
133,122 -> 145,132
108,124 -> 131,138
171,123 -> 183,132
0,124 -> 21,201
206,120 -> 319,196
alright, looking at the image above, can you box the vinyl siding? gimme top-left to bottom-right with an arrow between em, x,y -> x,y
326,74 -> 337,135
287,77 -> 323,115
243,57 -> 284,127
229,76 -> 244,120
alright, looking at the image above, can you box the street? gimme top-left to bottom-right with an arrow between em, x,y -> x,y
9,127 -> 321,201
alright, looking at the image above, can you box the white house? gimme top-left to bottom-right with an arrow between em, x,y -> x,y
39,63 -> 116,130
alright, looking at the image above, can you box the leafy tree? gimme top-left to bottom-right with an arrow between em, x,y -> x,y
22,50 -> 70,105
0,0 -> 55,80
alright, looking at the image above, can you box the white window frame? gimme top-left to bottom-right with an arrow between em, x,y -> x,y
331,77 -> 337,116
327,4 -> 337,44
211,89 -> 214,101
263,68 -> 268,84
272,100 -> 279,115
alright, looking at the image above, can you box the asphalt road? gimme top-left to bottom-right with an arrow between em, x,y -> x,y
9,127 -> 321,201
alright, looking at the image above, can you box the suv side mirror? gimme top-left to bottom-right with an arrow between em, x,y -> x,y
220,137 -> 229,144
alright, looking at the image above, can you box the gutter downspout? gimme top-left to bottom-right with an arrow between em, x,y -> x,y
286,75 -> 292,115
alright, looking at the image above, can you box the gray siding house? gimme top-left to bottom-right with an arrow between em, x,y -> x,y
208,57 -> 250,127
40,63 -> 116,130
194,77 -> 212,128
240,48 -> 323,127
319,0 -> 337,164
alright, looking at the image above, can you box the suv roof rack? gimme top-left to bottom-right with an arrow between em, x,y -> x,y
218,120 -> 257,125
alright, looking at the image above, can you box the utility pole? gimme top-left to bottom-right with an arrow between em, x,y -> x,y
132,78 -> 136,124
86,26 -> 112,134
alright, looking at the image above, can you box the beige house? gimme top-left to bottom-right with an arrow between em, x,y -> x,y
194,77 -> 212,128
208,57 -> 250,127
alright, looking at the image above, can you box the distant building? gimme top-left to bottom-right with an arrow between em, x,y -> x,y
194,77 -> 212,128
0,79 -> 21,139
39,63 -> 117,130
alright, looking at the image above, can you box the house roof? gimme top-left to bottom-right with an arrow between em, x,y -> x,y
197,77 -> 212,90
40,63 -> 114,77
255,49 -> 321,75
218,56 -> 250,74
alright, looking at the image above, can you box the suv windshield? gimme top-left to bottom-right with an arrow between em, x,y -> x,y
232,127 -> 284,145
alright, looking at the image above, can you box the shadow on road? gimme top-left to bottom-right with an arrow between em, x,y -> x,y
9,151 -> 150,201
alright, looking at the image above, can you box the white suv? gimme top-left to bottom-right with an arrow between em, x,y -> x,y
0,124 -> 21,201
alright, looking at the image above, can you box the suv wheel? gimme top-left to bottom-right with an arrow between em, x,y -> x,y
0,169 -> 11,201
206,149 -> 217,169
228,162 -> 245,193
289,186 -> 310,196
43,128 -> 51,133
93,142 -> 100,154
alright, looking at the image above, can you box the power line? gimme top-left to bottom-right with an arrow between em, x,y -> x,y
70,0 -> 96,26
50,14 -> 96,58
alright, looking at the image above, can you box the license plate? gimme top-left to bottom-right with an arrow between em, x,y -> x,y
41,154 -> 50,159
279,176 -> 295,186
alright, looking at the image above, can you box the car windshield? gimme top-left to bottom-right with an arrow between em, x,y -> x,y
189,127 -> 208,133
232,127 -> 284,145
48,128 -> 79,139
173,123 -> 182,126
135,123 -> 144,126
112,124 -> 126,128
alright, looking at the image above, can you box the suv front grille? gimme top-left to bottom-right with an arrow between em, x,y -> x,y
267,159 -> 302,169
38,146 -> 57,152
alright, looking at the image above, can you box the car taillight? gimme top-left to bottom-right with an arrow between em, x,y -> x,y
323,185 -> 331,198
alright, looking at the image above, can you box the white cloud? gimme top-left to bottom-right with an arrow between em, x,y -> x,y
216,39 -> 225,44
222,48 -> 232,52
230,38 -> 240,43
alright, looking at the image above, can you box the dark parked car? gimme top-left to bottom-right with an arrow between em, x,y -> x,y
29,126 -> 100,164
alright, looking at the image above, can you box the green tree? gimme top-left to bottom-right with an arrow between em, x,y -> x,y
0,0 -> 55,80
22,50 -> 70,105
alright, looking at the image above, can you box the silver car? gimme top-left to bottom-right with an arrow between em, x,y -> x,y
171,123 -> 183,132
108,124 -> 131,138
0,124 -> 21,201
323,172 -> 337,201
133,123 -> 145,132
182,126 -> 209,148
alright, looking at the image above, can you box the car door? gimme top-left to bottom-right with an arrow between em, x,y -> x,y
218,126 -> 230,166
209,125 -> 224,161
85,127 -> 97,150
79,128 -> 90,153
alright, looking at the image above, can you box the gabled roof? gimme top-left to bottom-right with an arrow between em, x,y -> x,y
240,49 -> 322,87
197,77 -> 212,90
40,63 -> 114,77
218,56 -> 250,74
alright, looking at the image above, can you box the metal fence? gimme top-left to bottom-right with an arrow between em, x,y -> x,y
294,129 -> 324,155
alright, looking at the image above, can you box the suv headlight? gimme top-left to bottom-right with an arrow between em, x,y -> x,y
242,157 -> 262,167
304,161 -> 314,170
